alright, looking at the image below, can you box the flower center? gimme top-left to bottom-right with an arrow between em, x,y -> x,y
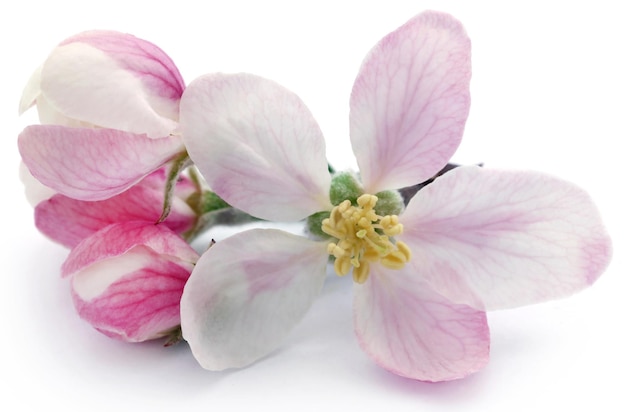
321,194 -> 411,284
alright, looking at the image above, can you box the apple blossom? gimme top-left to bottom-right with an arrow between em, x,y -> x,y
62,221 -> 199,342
178,11 -> 612,381
18,30 -> 186,201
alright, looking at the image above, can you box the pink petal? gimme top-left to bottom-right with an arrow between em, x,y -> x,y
401,166 -> 613,310
41,30 -> 185,137
18,125 -> 184,201
65,222 -> 198,342
350,11 -> 471,193
180,229 -> 328,370
35,170 -> 196,248
353,265 -> 490,381
180,73 -> 332,221
62,221 -> 199,278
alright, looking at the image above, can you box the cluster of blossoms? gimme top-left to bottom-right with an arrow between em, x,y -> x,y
18,11 -> 611,381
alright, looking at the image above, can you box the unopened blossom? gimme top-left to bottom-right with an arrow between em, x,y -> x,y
18,30 -> 186,201
35,168 -> 197,248
62,221 -> 199,342
178,11 -> 612,381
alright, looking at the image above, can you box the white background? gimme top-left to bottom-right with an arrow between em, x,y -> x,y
2,1 -> 625,411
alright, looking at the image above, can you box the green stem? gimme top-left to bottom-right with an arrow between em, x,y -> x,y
158,151 -> 193,224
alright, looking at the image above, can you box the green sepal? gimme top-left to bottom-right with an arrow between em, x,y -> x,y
203,191 -> 229,213
306,211 -> 331,240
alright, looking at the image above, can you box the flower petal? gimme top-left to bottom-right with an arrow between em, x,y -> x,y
350,11 -> 471,193
18,125 -> 183,201
401,166 -> 612,310
18,65 -> 42,115
19,65 -> 91,127
41,30 -> 185,137
62,221 -> 199,278
35,94 -> 93,127
180,229 -> 328,370
35,170 -> 196,248
353,265 -> 489,381
180,73 -> 332,221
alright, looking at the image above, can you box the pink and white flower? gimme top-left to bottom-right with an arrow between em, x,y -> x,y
178,11 -> 612,381
18,30 -> 186,201
62,221 -> 199,342
35,168 -> 197,248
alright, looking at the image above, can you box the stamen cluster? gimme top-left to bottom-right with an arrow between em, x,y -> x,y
321,194 -> 411,283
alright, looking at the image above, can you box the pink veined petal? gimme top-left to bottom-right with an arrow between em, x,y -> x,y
60,30 -> 185,101
62,221 -> 199,278
401,166 -> 613,310
353,265 -> 490,382
41,31 -> 185,137
71,249 -> 191,342
350,11 -> 471,193
18,125 -> 184,201
35,171 -> 196,248
180,73 -> 332,221
180,229 -> 328,370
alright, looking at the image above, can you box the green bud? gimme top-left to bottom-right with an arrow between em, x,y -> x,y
329,171 -> 363,206
373,190 -> 405,216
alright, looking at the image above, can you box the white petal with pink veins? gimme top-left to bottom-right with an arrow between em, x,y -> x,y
350,11 -> 471,193
181,229 -> 328,370
18,125 -> 183,201
401,166 -> 612,310
353,265 -> 490,381
41,39 -> 182,137
180,73 -> 332,221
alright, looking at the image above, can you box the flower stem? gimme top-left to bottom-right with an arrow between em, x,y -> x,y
158,151 -> 192,224
399,162 -> 483,205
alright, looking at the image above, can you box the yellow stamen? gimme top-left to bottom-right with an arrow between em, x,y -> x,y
321,194 -> 411,283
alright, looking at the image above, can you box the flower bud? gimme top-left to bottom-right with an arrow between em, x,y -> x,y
19,30 -> 185,138
61,221 -> 199,342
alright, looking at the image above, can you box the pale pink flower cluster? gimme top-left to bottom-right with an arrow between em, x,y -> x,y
18,12 -> 612,381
